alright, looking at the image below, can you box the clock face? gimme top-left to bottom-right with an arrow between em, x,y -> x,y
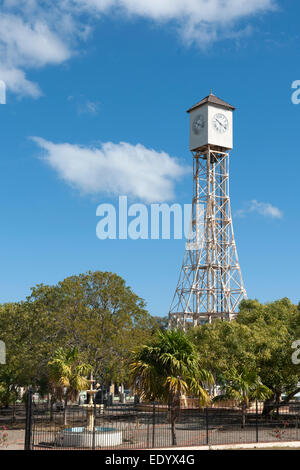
192,114 -> 205,135
212,113 -> 228,134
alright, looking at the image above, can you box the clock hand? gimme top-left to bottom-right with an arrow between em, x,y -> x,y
216,118 -> 225,129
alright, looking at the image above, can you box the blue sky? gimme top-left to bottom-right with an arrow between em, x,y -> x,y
0,0 -> 299,316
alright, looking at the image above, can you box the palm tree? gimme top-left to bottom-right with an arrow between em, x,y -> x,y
130,329 -> 213,445
48,347 -> 91,426
216,367 -> 272,428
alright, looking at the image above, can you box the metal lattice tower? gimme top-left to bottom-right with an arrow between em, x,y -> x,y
169,144 -> 247,329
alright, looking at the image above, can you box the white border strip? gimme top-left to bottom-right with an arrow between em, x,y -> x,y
160,441 -> 300,450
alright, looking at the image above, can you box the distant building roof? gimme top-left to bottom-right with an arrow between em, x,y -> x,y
187,93 -> 235,113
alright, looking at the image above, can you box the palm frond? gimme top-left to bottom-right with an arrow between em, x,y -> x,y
130,329 -> 214,405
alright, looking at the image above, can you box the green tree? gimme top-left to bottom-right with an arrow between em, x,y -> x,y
48,347 -> 91,425
0,270 -> 154,405
0,301 -> 55,405
130,329 -> 213,445
189,298 -> 300,415
0,367 -> 19,413
216,367 -> 272,427
0,272 -> 155,404
151,316 -> 169,332
29,271 -> 155,386
238,298 -> 300,414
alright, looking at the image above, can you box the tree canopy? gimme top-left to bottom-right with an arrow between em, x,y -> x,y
0,271 -> 156,399
1,272 -> 299,414
189,298 -> 300,411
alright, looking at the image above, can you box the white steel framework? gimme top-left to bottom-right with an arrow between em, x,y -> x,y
169,145 -> 246,329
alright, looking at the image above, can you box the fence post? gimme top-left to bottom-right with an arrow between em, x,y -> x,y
147,411 -> 150,448
152,403 -> 156,448
256,400 -> 259,443
24,387 -> 33,450
92,400 -> 96,450
205,407 -> 209,445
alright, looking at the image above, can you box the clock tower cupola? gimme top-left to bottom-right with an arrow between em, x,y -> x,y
187,92 -> 235,151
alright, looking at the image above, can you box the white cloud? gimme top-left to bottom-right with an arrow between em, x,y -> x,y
0,13 -> 70,67
68,95 -> 100,114
32,137 -> 190,202
0,0 -> 277,97
0,8 -> 72,97
72,0 -> 276,47
78,100 -> 100,115
236,199 -> 283,219
0,66 -> 41,98
73,0 -> 275,22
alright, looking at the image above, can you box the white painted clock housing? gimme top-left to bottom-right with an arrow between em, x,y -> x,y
188,93 -> 235,151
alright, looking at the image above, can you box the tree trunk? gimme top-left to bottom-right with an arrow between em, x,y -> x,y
275,392 -> 280,417
170,396 -> 180,446
262,387 -> 300,416
50,395 -> 55,423
262,396 -> 274,416
12,402 -> 16,424
171,416 -> 177,446
63,397 -> 68,427
242,403 -> 246,429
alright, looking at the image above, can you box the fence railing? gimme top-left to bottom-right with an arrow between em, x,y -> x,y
15,392 -> 300,449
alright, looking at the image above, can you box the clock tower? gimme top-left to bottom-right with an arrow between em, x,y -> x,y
188,92 -> 234,151
169,92 -> 246,329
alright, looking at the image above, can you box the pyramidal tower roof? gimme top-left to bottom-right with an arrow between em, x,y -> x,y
187,92 -> 235,113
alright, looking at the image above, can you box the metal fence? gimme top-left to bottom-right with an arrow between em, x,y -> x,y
22,392 -> 300,450
0,404 -> 26,427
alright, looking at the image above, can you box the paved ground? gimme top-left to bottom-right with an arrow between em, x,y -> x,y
1,429 -> 25,450
1,428 -> 300,451
2,404 -> 300,451
30,424 -> 300,450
